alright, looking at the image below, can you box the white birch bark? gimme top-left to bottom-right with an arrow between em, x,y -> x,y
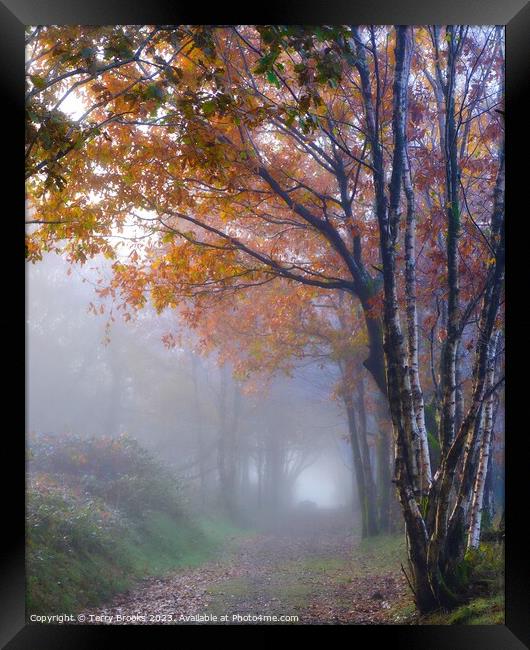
403,147 -> 432,495
467,332 -> 499,549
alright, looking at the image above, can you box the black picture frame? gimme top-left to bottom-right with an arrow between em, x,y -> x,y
4,1 -> 528,647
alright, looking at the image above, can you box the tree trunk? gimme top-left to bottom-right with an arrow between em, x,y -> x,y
376,420 -> 392,533
403,137 -> 433,495
356,376 -> 379,535
217,364 -> 238,518
191,354 -> 207,507
352,24 -> 504,613
345,399 -> 378,537
467,333 -> 499,549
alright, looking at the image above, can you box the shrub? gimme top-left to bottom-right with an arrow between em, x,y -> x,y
464,541 -> 504,595
28,432 -> 182,518
26,432 -> 235,615
27,474 -> 127,553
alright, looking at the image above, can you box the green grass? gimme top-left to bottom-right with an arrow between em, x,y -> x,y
280,534 -> 407,584
27,539 -> 134,615
207,577 -> 250,599
420,593 -> 504,625
205,571 -> 313,615
198,514 -> 248,552
121,512 -> 246,573
282,556 -> 353,586
206,534 -> 410,620
26,434 -> 253,617
356,534 -> 407,576
385,538 -> 505,625
420,540 -> 505,626
27,510 -> 250,616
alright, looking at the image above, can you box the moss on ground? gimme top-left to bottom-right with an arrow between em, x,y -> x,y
419,593 -> 504,625
389,539 -> 505,626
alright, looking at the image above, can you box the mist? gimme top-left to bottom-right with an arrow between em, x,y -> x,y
27,253 -> 356,521
24,24 -> 505,627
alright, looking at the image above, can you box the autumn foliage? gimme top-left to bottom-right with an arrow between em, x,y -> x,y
26,25 -> 504,614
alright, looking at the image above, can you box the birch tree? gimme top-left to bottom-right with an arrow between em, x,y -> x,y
26,24 -> 505,613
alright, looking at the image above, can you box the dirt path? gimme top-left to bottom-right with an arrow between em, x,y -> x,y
80,511 -> 411,625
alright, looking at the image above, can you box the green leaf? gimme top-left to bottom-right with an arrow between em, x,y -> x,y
30,75 -> 46,90
41,131 -> 53,150
298,94 -> 310,113
122,171 -> 134,185
253,51 -> 278,75
266,70 -> 281,88
145,84 -> 165,102
202,99 -> 216,116
80,47 -> 94,59
285,110 -> 296,127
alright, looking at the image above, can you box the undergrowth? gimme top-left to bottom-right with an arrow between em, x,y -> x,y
26,432 -> 247,616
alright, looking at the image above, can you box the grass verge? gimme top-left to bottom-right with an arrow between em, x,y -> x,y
27,507 -> 248,616
26,433 -> 250,616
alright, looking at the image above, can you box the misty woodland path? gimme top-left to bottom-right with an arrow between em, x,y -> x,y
81,511 -> 411,625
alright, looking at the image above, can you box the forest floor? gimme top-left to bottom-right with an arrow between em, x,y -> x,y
79,510 -> 415,625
